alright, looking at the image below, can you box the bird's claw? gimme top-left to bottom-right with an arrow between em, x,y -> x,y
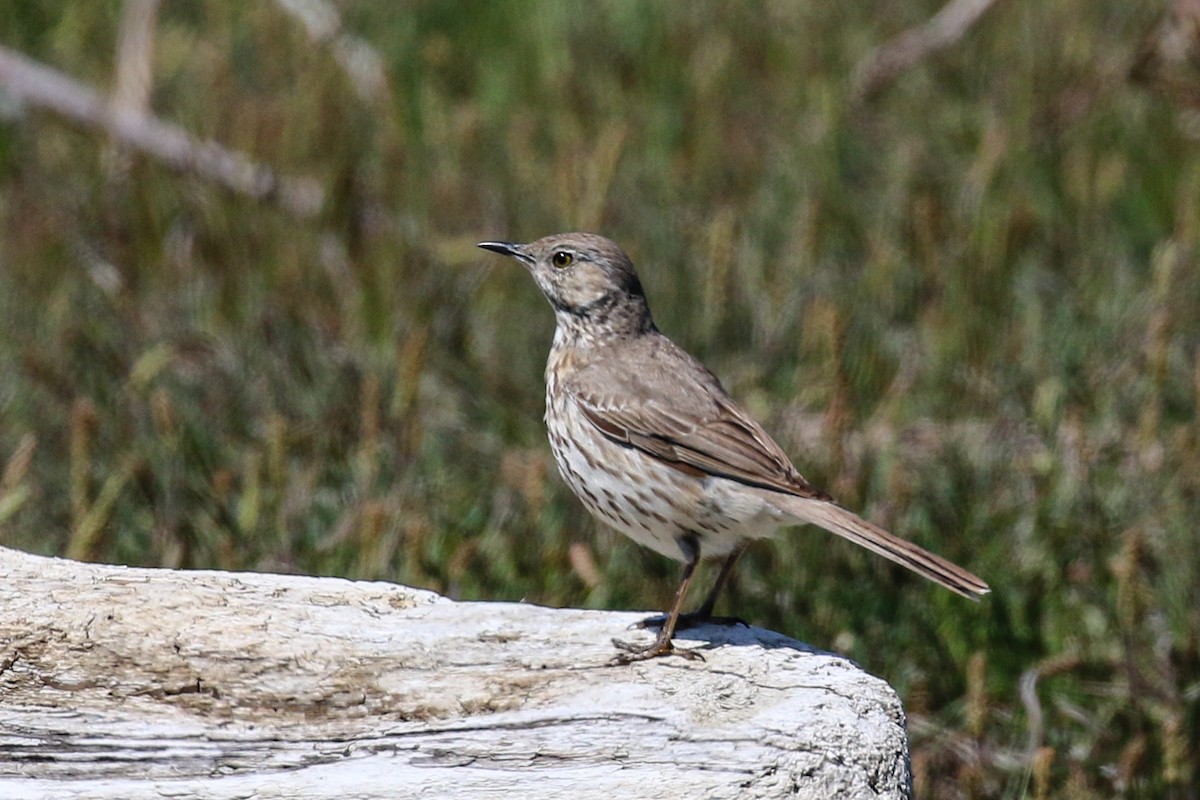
607,636 -> 705,665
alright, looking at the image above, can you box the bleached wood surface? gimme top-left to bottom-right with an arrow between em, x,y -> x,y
0,546 -> 912,799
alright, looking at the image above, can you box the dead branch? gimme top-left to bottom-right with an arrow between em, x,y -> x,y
274,0 -> 388,102
853,0 -> 1006,102
111,0 -> 160,118
0,44 -> 323,218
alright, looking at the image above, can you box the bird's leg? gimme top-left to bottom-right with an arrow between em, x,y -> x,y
683,542 -> 748,626
637,542 -> 749,631
610,536 -> 704,664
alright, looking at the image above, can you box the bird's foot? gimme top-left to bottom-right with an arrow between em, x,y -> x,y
607,633 -> 705,665
635,610 -> 748,631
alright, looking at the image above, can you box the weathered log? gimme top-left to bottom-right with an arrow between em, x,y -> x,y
0,546 -> 912,799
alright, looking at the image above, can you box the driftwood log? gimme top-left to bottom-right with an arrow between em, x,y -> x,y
0,546 -> 912,799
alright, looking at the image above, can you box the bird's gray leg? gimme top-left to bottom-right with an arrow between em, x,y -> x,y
610,535 -> 704,664
637,541 -> 749,631
689,541 -> 748,622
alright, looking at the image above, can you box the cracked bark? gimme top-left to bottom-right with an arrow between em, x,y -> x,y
0,546 -> 911,799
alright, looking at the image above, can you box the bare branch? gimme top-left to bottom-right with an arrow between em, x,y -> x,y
112,0 -> 160,117
0,44 -> 323,218
107,0 -> 162,175
853,0 -> 1006,102
1131,0 -> 1200,109
274,0 -> 388,102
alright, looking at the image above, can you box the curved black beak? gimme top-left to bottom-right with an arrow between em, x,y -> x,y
477,239 -> 535,267
477,241 -> 519,256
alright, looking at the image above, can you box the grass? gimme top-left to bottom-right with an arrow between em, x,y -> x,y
1,1 -> 1197,796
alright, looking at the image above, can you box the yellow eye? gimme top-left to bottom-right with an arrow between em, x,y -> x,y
552,251 -> 574,268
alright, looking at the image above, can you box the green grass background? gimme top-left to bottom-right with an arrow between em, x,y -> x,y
1,2 -> 1197,796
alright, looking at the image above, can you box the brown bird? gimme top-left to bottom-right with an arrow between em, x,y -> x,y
479,233 -> 989,663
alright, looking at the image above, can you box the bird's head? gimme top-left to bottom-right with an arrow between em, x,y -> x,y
478,233 -> 654,337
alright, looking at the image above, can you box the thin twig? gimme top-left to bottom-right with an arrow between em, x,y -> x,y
107,0 -> 161,175
274,0 -> 388,102
0,44 -> 323,218
853,0 -> 1006,101
111,0 -> 160,118
1130,0 -> 1200,109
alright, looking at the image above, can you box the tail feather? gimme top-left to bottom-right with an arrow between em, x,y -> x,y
763,493 -> 990,599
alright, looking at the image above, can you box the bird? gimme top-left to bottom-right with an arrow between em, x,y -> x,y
478,233 -> 989,663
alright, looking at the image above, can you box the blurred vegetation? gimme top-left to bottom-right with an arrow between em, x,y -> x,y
1,1 -> 1198,796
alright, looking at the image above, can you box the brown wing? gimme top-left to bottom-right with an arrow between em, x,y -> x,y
567,335 -> 831,501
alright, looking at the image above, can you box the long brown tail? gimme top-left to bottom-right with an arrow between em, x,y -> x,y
761,493 -> 990,599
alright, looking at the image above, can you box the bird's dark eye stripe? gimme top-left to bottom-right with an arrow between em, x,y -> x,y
552,251 -> 574,268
